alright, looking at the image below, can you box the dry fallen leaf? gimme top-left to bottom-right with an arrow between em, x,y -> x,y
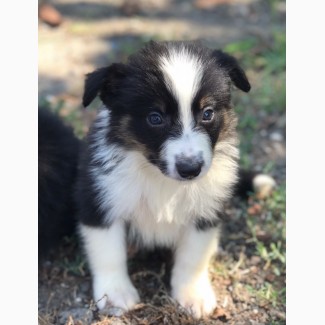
247,203 -> 262,215
38,4 -> 63,27
211,307 -> 231,321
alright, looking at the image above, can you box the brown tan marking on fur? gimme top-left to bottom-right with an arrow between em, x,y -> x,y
115,115 -> 151,157
217,108 -> 238,143
199,96 -> 215,109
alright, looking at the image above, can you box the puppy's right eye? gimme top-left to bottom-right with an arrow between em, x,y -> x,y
202,108 -> 215,122
147,112 -> 164,126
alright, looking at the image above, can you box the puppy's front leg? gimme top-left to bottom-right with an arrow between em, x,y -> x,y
79,221 -> 140,315
171,224 -> 220,318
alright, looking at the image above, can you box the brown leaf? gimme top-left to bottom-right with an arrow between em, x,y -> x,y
256,230 -> 272,242
247,203 -> 262,215
265,272 -> 276,282
38,4 -> 63,27
211,307 -> 231,320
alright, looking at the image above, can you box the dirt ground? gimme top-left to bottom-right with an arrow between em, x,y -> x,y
38,1 -> 286,324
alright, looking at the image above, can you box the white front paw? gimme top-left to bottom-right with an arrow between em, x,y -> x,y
172,276 -> 217,318
93,273 -> 140,316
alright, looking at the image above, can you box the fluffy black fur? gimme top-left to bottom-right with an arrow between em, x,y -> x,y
38,108 -> 80,259
235,169 -> 259,198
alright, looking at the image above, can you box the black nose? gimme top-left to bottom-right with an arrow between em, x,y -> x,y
176,159 -> 203,179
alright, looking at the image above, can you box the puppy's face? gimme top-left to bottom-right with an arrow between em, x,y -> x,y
83,41 -> 250,181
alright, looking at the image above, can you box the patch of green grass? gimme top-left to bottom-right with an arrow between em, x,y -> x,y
212,259 -> 232,278
233,183 -> 286,312
269,321 -> 286,325
234,99 -> 259,169
224,38 -> 258,63
224,29 -> 285,167
246,283 -> 285,308
59,253 -> 87,276
254,31 -> 286,114
255,240 -> 285,275
57,236 -> 88,276
247,184 -> 286,276
240,152 -> 252,170
263,160 -> 276,174
226,30 -> 285,110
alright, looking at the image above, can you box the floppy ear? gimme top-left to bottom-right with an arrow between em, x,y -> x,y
82,63 -> 128,107
213,50 -> 251,93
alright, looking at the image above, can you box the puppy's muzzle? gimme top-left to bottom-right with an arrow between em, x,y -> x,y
176,157 -> 204,180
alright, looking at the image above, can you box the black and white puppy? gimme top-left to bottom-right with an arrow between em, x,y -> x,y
76,41 -> 274,318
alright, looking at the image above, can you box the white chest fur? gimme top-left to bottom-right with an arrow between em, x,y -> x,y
91,144 -> 238,247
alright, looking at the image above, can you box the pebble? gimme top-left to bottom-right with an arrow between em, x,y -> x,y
75,296 -> 82,303
270,132 -> 284,142
250,256 -> 262,265
272,142 -> 286,159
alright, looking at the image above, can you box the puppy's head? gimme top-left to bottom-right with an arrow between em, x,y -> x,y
83,41 -> 250,181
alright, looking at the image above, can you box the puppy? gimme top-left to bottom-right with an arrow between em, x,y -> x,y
76,41 -> 274,318
38,108 -> 80,259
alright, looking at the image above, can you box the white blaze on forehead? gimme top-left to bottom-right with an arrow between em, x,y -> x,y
160,48 -> 203,130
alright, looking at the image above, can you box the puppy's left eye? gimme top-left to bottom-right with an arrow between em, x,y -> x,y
147,112 -> 164,126
202,108 -> 214,122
